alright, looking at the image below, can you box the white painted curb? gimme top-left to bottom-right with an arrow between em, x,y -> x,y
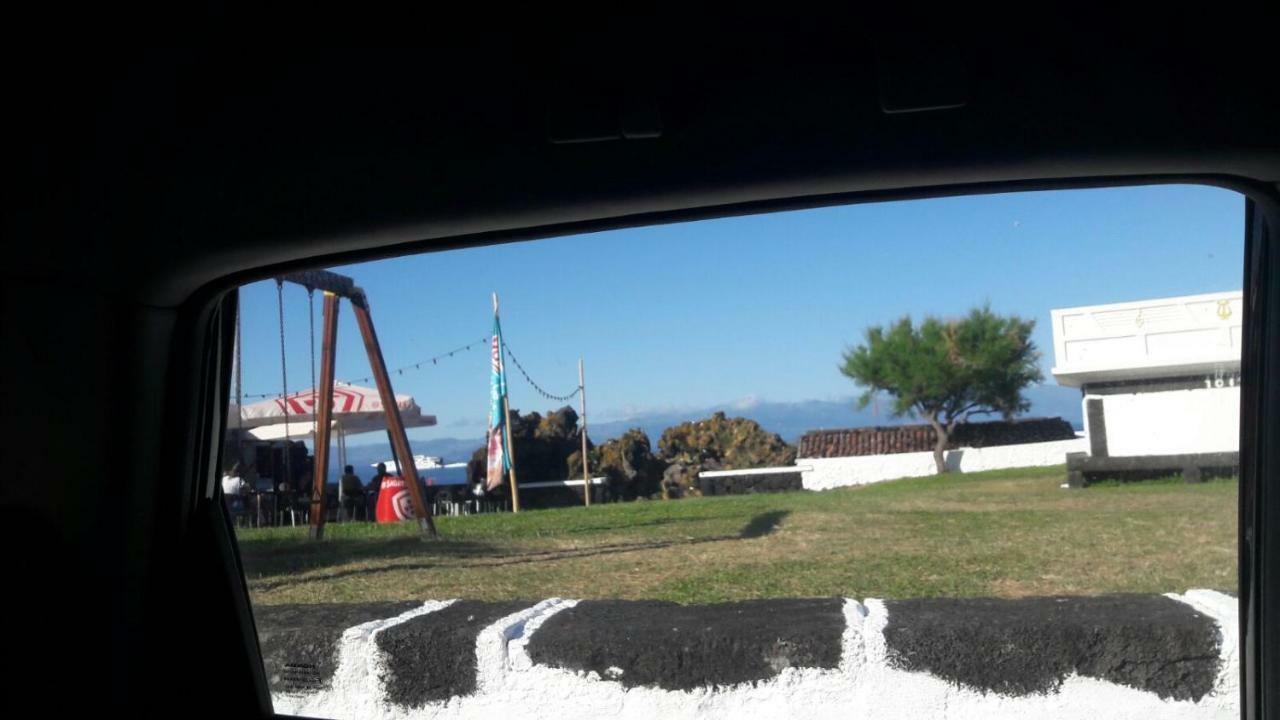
269,591 -> 1238,720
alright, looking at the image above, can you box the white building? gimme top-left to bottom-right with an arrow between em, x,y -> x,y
1050,290 -> 1242,485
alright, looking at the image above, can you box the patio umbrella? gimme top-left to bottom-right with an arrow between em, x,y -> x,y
232,382 -> 438,508
232,382 -> 437,441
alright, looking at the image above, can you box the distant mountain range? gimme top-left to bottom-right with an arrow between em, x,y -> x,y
339,385 -> 1083,472
588,383 -> 1083,446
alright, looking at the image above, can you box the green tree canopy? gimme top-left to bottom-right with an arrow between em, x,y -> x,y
840,306 -> 1043,473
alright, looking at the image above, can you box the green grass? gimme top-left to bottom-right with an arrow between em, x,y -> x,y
235,465 -> 1237,605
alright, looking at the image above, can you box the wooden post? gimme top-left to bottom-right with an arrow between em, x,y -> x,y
579,358 -> 591,506
351,293 -> 438,537
503,394 -> 521,513
335,423 -> 347,521
494,293 -> 521,513
308,292 -> 340,540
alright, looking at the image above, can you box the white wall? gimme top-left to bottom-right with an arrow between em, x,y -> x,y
1094,387 -> 1239,457
272,590 -> 1238,720
797,438 -> 1088,492
1049,290 -> 1242,388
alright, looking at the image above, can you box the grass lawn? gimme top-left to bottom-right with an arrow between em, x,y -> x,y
235,465 -> 1237,606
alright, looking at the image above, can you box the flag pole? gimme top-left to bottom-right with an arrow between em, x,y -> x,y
503,394 -> 521,513
579,357 -> 591,506
495,293 -> 521,513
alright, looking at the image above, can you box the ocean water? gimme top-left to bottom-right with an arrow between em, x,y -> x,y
323,445 -> 472,487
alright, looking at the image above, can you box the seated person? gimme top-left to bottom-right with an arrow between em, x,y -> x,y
366,462 -> 389,517
367,462 -> 389,493
294,459 -> 314,500
221,464 -> 249,519
240,463 -> 261,491
339,464 -> 365,519
275,479 -> 296,523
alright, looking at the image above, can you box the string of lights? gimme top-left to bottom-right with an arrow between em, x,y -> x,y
243,333 -> 582,406
240,336 -> 489,400
503,342 -> 582,402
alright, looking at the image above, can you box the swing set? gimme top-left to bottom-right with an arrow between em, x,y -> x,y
242,269 -> 438,540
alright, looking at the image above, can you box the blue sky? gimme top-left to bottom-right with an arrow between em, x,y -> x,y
237,184 -> 1244,444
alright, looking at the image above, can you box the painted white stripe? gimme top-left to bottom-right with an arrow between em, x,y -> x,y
1167,590 -> 1240,702
506,598 -> 579,671
698,466 -> 811,478
271,600 -> 455,719
519,478 -> 606,489
839,598 -> 870,678
859,598 -> 890,668
478,598 -> 578,689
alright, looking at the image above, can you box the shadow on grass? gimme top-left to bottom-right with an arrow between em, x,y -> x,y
559,511 -> 760,535
738,510 -> 789,539
238,536 -> 499,579
244,510 -> 791,594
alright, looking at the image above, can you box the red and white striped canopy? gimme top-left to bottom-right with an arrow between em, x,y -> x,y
231,382 -> 436,440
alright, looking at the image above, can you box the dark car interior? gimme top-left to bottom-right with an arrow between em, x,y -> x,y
4,28 -> 1279,717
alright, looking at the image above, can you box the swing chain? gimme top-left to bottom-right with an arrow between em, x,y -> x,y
276,279 -> 292,491
309,287 -> 317,436
234,299 -> 243,429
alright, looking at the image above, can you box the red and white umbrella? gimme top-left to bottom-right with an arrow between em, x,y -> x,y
232,382 -> 436,440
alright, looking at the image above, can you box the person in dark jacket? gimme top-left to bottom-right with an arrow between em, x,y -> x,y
366,462 -> 389,518
339,465 -> 365,520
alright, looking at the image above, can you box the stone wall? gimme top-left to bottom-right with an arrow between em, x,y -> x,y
799,417 -> 1078,459
696,469 -> 804,496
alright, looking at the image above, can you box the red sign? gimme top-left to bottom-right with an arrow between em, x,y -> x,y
375,475 -> 415,523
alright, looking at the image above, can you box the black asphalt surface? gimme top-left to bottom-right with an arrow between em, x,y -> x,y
255,601 -> 421,694
882,594 -> 1221,700
525,598 -> 845,690
376,600 -> 533,707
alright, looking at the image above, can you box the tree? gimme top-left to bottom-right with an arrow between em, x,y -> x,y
840,306 -> 1043,474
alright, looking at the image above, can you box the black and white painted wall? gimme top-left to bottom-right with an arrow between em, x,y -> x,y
260,590 -> 1237,719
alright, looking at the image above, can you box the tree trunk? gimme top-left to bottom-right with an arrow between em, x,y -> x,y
924,414 -> 950,474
